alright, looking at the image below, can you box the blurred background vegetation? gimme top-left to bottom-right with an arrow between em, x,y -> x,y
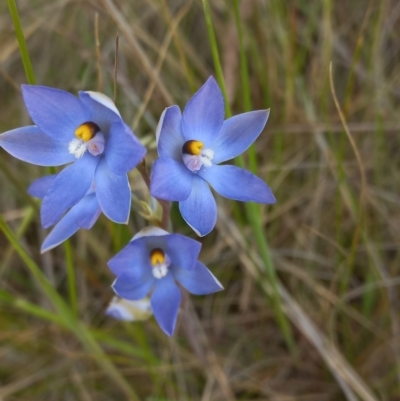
1,0 -> 400,400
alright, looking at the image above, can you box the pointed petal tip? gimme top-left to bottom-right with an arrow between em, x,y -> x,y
111,278 -> 117,290
264,191 -> 277,204
110,280 -> 126,300
206,75 -> 218,85
184,218 -> 206,237
214,278 -> 224,292
111,280 -> 123,299
80,91 -> 121,116
103,212 -> 130,225
160,326 -> 174,336
40,242 -> 56,254
21,83 -> 32,92
203,75 -> 222,93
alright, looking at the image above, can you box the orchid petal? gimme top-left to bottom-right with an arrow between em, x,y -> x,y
179,176 -> 217,237
28,175 -> 57,199
157,106 -> 184,160
95,158 -> 131,223
150,157 -> 193,201
211,110 -> 270,164
199,164 -> 276,203
112,273 -> 155,301
105,121 -> 146,175
0,126 -> 74,166
75,193 -> 101,229
41,153 -> 99,228
173,261 -> 223,295
151,273 -> 181,336
41,194 -> 100,253
79,91 -> 121,134
166,234 -> 201,270
22,85 -> 89,141
182,76 -> 224,146
108,238 -> 151,277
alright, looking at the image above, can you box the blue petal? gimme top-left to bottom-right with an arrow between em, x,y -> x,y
79,91 -> 122,134
166,234 -> 201,270
104,121 -> 146,175
75,193 -> 101,229
112,272 -> 155,301
199,164 -> 276,203
0,126 -> 75,166
108,238 -> 151,276
95,158 -> 131,223
22,85 -> 89,141
41,153 -> 99,228
28,175 -> 57,199
211,110 -> 270,164
173,261 -> 223,295
151,273 -> 181,336
181,76 -> 224,146
157,106 -> 184,160
179,176 -> 217,237
41,194 -> 100,252
150,157 -> 193,201
41,214 -> 79,253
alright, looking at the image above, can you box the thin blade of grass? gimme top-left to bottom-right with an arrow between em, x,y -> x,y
64,240 -> 77,316
7,0 -> 36,85
232,0 -> 257,174
202,0 -> 295,355
0,214 -> 141,400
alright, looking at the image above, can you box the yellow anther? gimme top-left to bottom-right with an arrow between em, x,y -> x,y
75,122 -> 100,142
182,140 -> 204,156
150,248 -> 165,266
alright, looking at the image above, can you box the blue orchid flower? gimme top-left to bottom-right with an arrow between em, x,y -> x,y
150,76 -> 276,236
0,86 -> 146,227
108,227 -> 223,336
28,174 -> 102,253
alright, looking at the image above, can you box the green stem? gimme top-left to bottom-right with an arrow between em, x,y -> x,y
7,0 -> 36,85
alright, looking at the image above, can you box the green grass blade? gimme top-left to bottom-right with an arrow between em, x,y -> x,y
202,0 -> 295,355
0,288 -> 65,326
0,214 -> 140,400
7,0 -> 36,85
232,0 -> 258,174
202,0 -> 230,117
64,240 -> 78,316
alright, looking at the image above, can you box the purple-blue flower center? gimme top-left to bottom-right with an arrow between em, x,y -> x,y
150,248 -> 171,279
69,121 -> 105,158
182,140 -> 214,172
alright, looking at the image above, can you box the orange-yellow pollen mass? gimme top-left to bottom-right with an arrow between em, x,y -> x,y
182,140 -> 204,156
75,122 -> 100,142
150,248 -> 165,266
